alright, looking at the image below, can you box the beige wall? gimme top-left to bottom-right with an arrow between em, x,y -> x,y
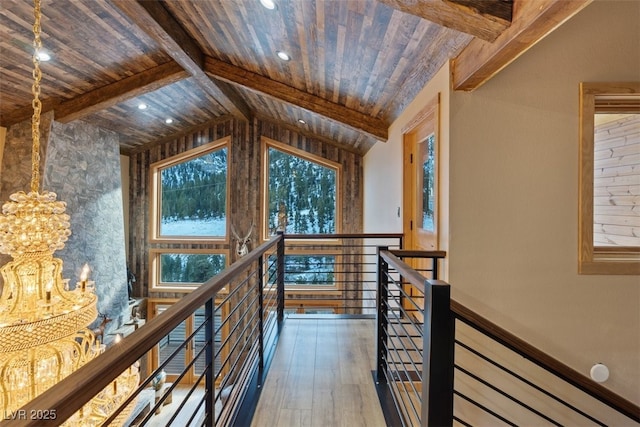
448,0 -> 639,401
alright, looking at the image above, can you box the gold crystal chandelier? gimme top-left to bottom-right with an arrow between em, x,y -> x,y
0,0 -> 138,423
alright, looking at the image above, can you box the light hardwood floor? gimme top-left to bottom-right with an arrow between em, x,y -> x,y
251,317 -> 387,427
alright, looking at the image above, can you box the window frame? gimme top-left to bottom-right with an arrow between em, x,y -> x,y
149,137 -> 230,244
578,82 -> 640,275
261,136 -> 342,242
149,248 -> 228,292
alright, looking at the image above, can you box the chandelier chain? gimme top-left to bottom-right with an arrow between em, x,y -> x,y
31,0 -> 42,193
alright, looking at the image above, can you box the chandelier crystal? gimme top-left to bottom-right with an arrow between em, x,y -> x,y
0,0 -> 138,423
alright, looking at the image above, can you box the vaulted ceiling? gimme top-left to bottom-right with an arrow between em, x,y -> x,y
0,0 -> 590,155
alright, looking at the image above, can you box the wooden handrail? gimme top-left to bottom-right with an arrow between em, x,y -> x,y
16,235 -> 283,426
284,232 -> 404,239
389,249 -> 447,259
450,299 -> 640,422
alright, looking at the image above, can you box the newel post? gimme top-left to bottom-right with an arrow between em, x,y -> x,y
421,280 -> 455,427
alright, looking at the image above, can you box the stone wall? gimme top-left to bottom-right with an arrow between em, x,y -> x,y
44,120 -> 129,330
0,116 -> 129,332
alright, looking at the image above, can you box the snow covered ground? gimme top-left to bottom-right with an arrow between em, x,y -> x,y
161,217 -> 226,236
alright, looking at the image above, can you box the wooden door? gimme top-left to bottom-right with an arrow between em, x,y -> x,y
403,95 -> 440,253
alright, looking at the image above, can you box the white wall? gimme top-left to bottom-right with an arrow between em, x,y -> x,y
448,0 -> 639,401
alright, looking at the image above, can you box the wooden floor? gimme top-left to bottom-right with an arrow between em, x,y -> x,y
251,317 -> 387,427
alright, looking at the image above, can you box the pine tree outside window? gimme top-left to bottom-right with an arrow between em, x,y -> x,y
263,138 -> 341,237
150,250 -> 227,291
150,138 -> 229,242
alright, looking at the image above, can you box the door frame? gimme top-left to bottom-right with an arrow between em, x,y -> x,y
403,94 -> 440,252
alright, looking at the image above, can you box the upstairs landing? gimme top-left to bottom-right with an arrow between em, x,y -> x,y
251,317 -> 386,427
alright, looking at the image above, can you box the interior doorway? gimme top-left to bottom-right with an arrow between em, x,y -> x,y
403,94 -> 440,252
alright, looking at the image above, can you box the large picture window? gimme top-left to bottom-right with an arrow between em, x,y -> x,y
262,138 -> 341,238
150,138 -> 229,242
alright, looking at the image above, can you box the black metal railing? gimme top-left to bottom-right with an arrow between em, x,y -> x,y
278,233 -> 403,315
14,234 -> 640,426
451,301 -> 640,426
374,250 -> 640,426
16,234 -> 286,427
376,249 -> 453,427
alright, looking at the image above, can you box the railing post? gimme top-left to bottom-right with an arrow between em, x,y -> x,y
257,254 -> 265,384
205,297 -> 215,427
376,246 -> 389,383
276,231 -> 285,327
421,281 -> 455,427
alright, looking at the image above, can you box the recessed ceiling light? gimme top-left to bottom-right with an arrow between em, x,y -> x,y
165,118 -> 173,124
137,103 -> 148,110
259,0 -> 276,10
36,50 -> 51,61
276,51 -> 291,61
298,119 -> 306,124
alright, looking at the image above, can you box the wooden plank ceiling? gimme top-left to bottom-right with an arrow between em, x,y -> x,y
0,0 -> 590,155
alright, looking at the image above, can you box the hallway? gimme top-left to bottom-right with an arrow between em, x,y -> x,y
251,317 -> 387,427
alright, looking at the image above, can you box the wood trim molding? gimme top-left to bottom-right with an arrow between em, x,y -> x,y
578,82 -> 640,275
402,93 -> 440,135
450,299 -> 640,422
148,136 -> 232,244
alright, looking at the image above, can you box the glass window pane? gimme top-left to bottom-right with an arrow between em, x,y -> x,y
419,134 -> 435,232
160,253 -> 226,284
160,148 -> 227,237
593,113 -> 640,247
267,147 -> 336,234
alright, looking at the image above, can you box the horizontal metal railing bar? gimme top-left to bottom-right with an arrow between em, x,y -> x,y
381,364 -> 410,427
138,340 -> 210,426
451,299 -> 640,422
215,309 -> 261,377
16,235 -> 283,426
382,316 -> 423,399
453,415 -> 473,427
454,390 -> 517,427
455,339 -> 605,426
215,299 -> 258,362
284,232 -> 404,239
455,364 -> 562,426
165,370 -> 207,427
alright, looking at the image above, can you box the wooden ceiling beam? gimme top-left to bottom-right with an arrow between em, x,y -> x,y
0,98 -> 59,129
377,0 -> 512,42
204,56 -> 389,142
56,61 -> 188,123
111,0 -> 251,121
452,0 -> 592,91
